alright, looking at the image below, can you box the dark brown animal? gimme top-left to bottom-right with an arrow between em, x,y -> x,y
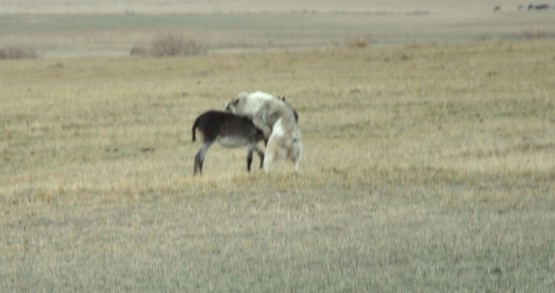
192,110 -> 265,175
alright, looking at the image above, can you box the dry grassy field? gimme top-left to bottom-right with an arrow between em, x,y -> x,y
1,1 -> 555,290
1,39 -> 554,291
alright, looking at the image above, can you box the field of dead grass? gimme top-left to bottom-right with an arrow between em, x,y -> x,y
1,40 -> 554,291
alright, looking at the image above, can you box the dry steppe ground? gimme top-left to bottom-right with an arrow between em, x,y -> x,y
1,39 -> 554,291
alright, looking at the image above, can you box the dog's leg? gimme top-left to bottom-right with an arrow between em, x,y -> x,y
292,139 -> 302,172
264,134 -> 285,173
282,129 -> 302,173
263,154 -> 273,173
263,136 -> 277,173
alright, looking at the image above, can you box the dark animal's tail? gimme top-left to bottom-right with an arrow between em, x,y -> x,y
192,117 -> 199,142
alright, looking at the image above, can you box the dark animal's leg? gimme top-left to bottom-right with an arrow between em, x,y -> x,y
254,146 -> 265,169
247,150 -> 253,172
246,144 -> 265,171
197,151 -> 200,175
252,112 -> 272,139
194,141 -> 212,176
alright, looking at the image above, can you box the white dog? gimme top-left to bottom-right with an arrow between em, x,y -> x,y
225,91 -> 302,172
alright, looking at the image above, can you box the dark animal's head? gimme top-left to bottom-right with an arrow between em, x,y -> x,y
224,92 -> 250,114
224,98 -> 239,113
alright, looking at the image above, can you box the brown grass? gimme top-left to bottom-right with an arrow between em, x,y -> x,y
1,40 -> 554,291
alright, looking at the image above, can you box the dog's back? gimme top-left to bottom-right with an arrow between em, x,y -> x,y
225,91 -> 302,172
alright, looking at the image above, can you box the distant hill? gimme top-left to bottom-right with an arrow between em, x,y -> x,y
0,0 -> 529,14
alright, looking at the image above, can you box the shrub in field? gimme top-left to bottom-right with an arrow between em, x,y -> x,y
131,33 -> 208,57
0,46 -> 39,60
129,44 -> 151,57
344,36 -> 368,48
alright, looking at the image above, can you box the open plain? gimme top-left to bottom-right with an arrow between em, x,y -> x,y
1,1 -> 555,291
